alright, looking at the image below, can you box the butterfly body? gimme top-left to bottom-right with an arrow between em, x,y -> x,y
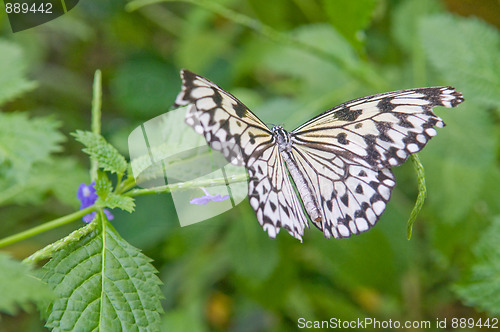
175,69 -> 464,241
273,125 -> 323,224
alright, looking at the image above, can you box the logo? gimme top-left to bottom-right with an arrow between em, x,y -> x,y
128,108 -> 247,227
3,0 -> 79,32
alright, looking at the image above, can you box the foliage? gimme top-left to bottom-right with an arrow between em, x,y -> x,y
0,252 -> 52,315
73,131 -> 128,176
41,215 -> 163,331
454,217 -> 500,315
0,0 -> 499,331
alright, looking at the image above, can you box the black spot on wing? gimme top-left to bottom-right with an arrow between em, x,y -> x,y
248,132 -> 256,144
377,97 -> 397,112
212,88 -> 223,105
333,108 -> 362,121
340,193 -> 349,207
337,132 -> 348,145
355,184 -> 363,194
233,101 -> 248,117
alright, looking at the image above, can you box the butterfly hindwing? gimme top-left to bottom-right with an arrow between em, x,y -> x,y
248,147 -> 309,241
291,143 -> 395,238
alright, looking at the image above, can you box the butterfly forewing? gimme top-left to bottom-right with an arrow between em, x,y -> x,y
292,87 -> 464,170
175,69 -> 464,241
175,70 -> 273,167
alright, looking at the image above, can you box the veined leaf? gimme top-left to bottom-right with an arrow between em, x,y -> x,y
420,14 -> 500,107
0,252 -> 52,315
73,130 -> 128,176
0,40 -> 37,105
41,216 -> 163,331
96,172 -> 135,213
0,156 -> 87,207
0,113 -> 64,180
454,216 -> 500,315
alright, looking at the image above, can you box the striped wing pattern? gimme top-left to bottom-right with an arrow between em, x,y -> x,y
247,148 -> 309,240
174,70 -> 271,167
289,87 -> 464,238
175,69 -> 464,241
290,144 -> 396,239
175,70 -> 308,240
292,87 -> 464,170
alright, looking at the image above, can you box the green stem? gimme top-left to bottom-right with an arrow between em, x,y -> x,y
0,206 -> 95,249
126,172 -> 248,197
90,70 -> 102,182
407,154 -> 427,240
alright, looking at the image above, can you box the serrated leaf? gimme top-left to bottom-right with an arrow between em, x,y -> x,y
105,194 -> 135,213
0,156 -> 87,207
95,171 -> 113,199
73,130 -> 128,175
454,216 -> 500,315
0,252 -> 53,315
420,14 -> 500,107
95,172 -> 135,213
0,113 -> 64,180
0,40 -> 37,105
41,216 -> 163,331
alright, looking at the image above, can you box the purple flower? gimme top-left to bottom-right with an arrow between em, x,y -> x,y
190,187 -> 230,205
77,182 -> 114,223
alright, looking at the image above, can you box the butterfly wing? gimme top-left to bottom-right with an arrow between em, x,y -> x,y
248,147 -> 309,241
290,87 -> 464,238
290,144 -> 395,238
292,87 -> 464,170
175,70 -> 309,240
175,69 -> 273,167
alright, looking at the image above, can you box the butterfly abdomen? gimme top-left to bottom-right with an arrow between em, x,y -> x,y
273,126 -> 323,225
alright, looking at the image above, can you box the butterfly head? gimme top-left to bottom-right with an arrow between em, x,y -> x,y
272,126 -> 292,152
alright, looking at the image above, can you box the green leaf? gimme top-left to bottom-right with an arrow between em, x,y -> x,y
95,172 -> 135,213
420,14 -> 500,107
247,0 -> 297,30
0,252 -> 52,315
419,102 -> 496,223
322,0 -> 378,47
0,157 -> 87,207
104,194 -> 135,213
454,216 -> 500,315
0,113 -> 64,180
110,58 -> 179,117
73,130 -> 128,176
262,24 -> 361,127
0,40 -> 37,105
41,216 -> 163,331
391,0 -> 442,54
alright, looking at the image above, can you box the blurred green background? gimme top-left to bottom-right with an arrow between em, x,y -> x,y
1,0 -> 500,330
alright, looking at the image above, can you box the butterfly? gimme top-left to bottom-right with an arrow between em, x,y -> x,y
174,69 -> 464,241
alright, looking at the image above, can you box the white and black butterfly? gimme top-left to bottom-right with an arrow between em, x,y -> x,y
174,70 -> 464,241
